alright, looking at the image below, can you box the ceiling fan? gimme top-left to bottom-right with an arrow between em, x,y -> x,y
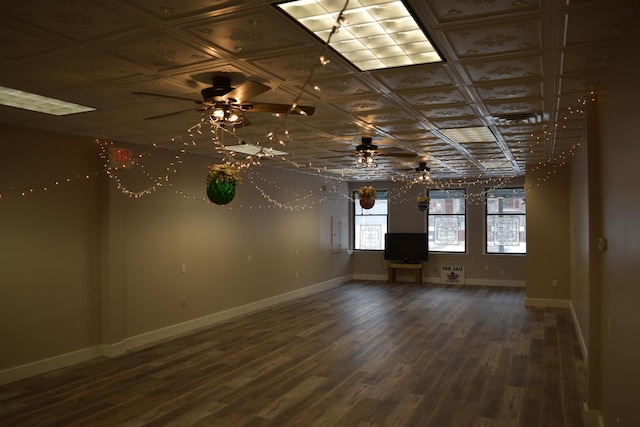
132,74 -> 315,123
319,136 -> 417,166
414,161 -> 432,182
355,136 -> 417,158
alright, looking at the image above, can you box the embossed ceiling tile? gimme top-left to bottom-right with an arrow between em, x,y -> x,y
248,50 -> 348,82
389,130 -> 435,142
426,0 -> 541,23
40,53 -> 146,83
560,72 -> 604,94
462,55 -> 544,82
558,93 -> 590,110
0,24 -> 67,60
430,116 -> 483,128
371,65 -> 455,91
331,95 -> 395,114
561,45 -> 618,73
475,81 -> 543,100
327,127 -> 366,138
417,104 -> 475,118
398,88 -> 466,106
306,75 -> 373,99
443,18 -> 543,58
4,0 -> 143,42
355,111 -> 409,125
126,0 -> 243,20
0,61 -> 83,95
497,124 -> 540,135
105,32 -> 216,71
484,99 -> 544,115
375,121 -> 427,133
565,5 -> 637,46
502,136 -> 535,145
184,10 -> 308,56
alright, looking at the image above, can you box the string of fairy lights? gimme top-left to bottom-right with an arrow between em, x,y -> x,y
0,3 -> 594,209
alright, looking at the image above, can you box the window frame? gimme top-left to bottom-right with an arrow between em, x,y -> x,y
427,188 -> 467,253
352,189 -> 388,251
485,187 -> 526,255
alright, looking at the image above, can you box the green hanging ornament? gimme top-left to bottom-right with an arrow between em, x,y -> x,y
206,163 -> 242,205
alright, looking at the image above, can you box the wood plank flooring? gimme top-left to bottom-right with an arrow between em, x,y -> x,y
0,282 -> 586,426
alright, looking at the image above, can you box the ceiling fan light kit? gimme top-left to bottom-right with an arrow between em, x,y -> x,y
133,74 -> 315,122
0,0 -> 630,184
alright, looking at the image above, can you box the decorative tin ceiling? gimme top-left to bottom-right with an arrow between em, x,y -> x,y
0,0 -> 638,181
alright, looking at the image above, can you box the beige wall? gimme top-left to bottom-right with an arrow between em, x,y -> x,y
0,126 -> 103,369
0,126 -> 351,378
525,164 -> 572,302
350,179 -> 527,286
586,11 -> 640,425
105,146 -> 351,342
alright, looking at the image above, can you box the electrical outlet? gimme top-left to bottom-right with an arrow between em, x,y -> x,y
552,279 -> 558,287
180,297 -> 187,307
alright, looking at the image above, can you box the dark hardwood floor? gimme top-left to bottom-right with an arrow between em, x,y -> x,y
0,282 -> 586,426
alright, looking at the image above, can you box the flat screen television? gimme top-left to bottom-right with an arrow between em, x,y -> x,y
384,233 -> 428,263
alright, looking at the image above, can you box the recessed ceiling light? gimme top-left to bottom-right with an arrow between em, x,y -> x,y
441,127 -> 497,143
0,86 -> 96,116
225,144 -> 289,157
276,0 -> 443,71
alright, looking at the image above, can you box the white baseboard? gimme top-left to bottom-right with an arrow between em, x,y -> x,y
121,276 -> 347,353
0,276 -> 348,385
426,277 -> 526,287
524,297 -> 571,308
353,274 -> 526,288
583,403 -> 604,427
352,273 -> 387,281
0,346 -> 103,386
570,300 -> 589,362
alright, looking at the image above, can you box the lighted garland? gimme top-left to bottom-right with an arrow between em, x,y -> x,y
0,171 -> 101,201
1,92 -> 593,205
0,6 -> 596,207
246,167 -> 345,210
97,139 -> 185,198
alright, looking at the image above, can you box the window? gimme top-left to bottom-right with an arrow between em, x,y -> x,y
428,189 -> 466,253
486,187 -> 526,254
353,190 -> 388,250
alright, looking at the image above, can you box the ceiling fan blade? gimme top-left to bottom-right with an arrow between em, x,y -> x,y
132,92 -> 203,104
243,102 -> 315,116
377,152 -> 418,158
143,108 -> 198,120
291,105 -> 316,116
223,81 -> 271,103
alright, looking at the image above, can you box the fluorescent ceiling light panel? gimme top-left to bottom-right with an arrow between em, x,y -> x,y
0,86 -> 96,116
276,0 -> 442,71
441,127 -> 497,143
225,144 -> 289,156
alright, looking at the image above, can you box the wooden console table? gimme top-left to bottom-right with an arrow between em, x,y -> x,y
388,262 -> 422,284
